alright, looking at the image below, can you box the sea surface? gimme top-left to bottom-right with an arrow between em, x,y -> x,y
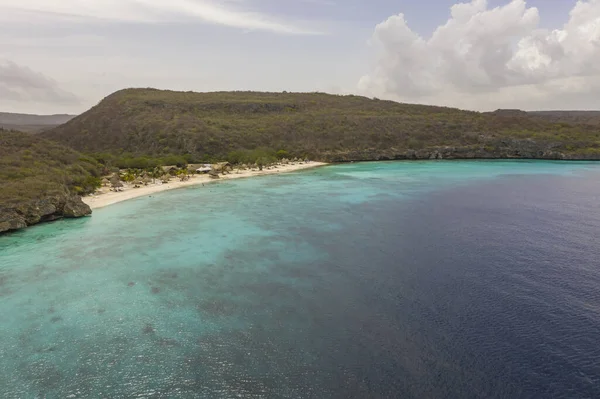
1,160 -> 600,398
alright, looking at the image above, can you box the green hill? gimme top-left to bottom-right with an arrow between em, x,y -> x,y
43,88 -> 600,164
0,129 -> 101,233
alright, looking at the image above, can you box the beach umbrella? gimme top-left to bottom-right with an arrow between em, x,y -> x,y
112,180 -> 124,191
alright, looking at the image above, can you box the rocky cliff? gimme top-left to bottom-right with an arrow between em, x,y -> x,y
0,194 -> 91,234
0,129 -> 100,234
320,138 -> 600,162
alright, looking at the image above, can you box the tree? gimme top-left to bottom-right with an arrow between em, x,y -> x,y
256,157 -> 270,171
276,149 -> 289,159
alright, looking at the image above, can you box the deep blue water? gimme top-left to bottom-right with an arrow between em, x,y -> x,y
1,160 -> 600,398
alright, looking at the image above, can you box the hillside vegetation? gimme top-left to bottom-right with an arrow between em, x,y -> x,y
43,89 -> 600,164
528,111 -> 600,126
0,129 -> 100,233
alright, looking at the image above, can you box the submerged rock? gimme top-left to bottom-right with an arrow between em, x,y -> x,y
142,323 -> 155,334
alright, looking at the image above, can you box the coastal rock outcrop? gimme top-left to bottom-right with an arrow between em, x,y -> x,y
0,194 -> 91,234
0,209 -> 27,233
63,196 -> 92,218
17,198 -> 59,225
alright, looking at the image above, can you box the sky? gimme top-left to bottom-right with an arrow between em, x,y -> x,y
1,0 -> 599,114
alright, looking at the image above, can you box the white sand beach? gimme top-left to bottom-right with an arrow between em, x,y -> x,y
83,162 -> 327,209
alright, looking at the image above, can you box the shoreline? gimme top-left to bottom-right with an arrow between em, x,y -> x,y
83,162 -> 327,210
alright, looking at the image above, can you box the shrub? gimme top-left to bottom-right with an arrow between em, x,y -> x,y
276,149 -> 289,159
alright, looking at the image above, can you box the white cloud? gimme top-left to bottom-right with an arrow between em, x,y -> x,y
0,60 -> 79,106
0,0 -> 320,34
359,0 -> 600,110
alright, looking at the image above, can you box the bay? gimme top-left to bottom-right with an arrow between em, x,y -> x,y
1,160 -> 600,398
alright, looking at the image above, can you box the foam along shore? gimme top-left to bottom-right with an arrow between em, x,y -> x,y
83,162 -> 327,210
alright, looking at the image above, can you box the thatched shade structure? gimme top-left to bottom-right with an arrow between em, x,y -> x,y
211,162 -> 232,173
111,180 -> 124,191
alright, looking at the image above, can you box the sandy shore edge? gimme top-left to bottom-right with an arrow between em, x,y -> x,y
83,162 -> 327,210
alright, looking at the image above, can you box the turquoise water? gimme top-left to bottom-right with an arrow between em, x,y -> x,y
1,160 -> 600,398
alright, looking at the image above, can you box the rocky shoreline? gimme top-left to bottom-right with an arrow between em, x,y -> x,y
321,139 -> 600,162
0,194 -> 91,234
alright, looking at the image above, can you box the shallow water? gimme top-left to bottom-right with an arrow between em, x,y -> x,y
1,160 -> 600,398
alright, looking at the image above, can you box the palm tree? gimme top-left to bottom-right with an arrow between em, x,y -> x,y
128,168 -> 142,178
175,169 -> 189,181
150,166 -> 162,183
121,170 -> 135,183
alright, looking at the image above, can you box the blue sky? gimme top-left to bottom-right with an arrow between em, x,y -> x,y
0,0 -> 599,113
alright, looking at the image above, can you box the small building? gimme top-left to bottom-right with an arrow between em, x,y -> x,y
196,165 -> 212,174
